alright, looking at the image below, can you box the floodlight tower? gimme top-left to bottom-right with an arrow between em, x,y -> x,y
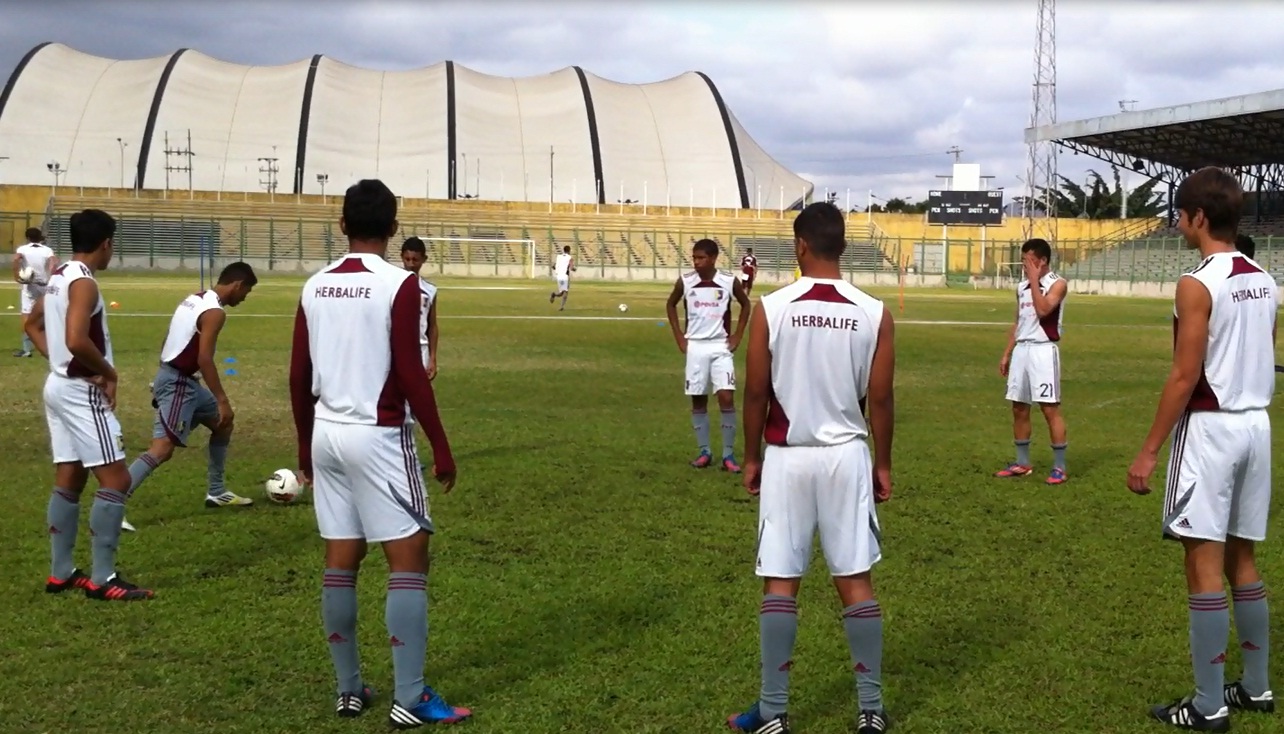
1023,0 -> 1058,243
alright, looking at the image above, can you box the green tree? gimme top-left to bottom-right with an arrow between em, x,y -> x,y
1031,165 -> 1166,219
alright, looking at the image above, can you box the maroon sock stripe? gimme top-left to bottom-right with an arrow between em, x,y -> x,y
843,607 -> 883,619
1189,597 -> 1230,611
54,488 -> 80,504
323,578 -> 357,588
140,453 -> 160,469
760,603 -> 797,614
388,581 -> 427,591
1232,587 -> 1268,603
94,489 -> 127,505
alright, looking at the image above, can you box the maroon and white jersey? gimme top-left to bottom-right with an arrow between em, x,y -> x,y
1179,252 -> 1277,412
760,277 -> 884,447
159,290 -> 223,376
741,254 -> 758,274
1015,271 -> 1065,343
681,269 -> 736,341
43,261 -> 112,379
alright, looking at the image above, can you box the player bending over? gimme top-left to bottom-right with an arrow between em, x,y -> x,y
13,227 -> 58,358
400,237 -> 439,380
732,202 -> 896,734
290,179 -> 469,728
24,209 -> 153,601
119,262 -> 259,522
995,238 -> 1070,484
740,247 -> 758,295
1128,167 -> 1276,731
665,238 -> 752,472
549,245 -> 575,310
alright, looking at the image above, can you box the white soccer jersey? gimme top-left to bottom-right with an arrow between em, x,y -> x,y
43,261 -> 113,378
158,290 -> 223,376
554,252 -> 573,277
741,254 -> 758,272
1179,252 -> 1277,412
16,242 -> 56,284
417,277 -> 437,365
682,269 -> 736,340
1014,271 -> 1065,343
759,277 -> 884,447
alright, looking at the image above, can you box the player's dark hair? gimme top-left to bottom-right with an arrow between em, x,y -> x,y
793,202 -> 846,261
746,247 -> 754,254
562,245 -> 571,254
1175,166 -> 1242,241
1236,233 -> 1256,259
217,261 -> 258,287
693,238 -> 719,257
1021,238 -> 1053,263
342,179 -> 397,241
25,227 -> 41,242
68,209 -> 116,254
402,236 -> 426,255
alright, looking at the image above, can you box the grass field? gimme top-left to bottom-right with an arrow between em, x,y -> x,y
0,272 -> 1281,734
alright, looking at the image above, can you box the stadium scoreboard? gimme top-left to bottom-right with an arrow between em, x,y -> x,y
926,189 -> 1004,226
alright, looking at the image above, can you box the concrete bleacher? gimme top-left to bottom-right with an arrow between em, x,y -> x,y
1066,217 -> 1284,282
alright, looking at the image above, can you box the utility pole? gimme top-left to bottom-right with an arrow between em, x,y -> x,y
116,138 -> 128,189
163,130 -> 195,196
947,146 -> 964,162
1023,0 -> 1058,243
258,145 -> 280,203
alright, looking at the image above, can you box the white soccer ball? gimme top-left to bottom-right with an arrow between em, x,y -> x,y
265,468 -> 303,504
618,303 -> 629,313
17,265 -> 34,284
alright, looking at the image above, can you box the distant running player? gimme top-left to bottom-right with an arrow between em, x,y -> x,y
549,245 -> 575,310
290,179 -> 469,727
731,202 -> 896,734
120,262 -> 259,519
400,237 -> 439,380
1128,167 -> 1276,731
25,209 -> 153,601
665,238 -> 751,472
13,227 -> 58,357
740,248 -> 758,295
995,238 -> 1070,484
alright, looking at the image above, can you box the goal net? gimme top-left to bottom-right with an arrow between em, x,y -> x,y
408,236 -> 539,278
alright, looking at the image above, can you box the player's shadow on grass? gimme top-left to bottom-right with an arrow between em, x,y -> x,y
449,443 -> 549,463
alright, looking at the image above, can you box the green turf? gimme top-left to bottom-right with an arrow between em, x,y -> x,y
0,274 -> 1280,734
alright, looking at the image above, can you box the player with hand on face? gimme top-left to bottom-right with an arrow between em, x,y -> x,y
665,238 -> 752,472
399,237 -> 439,381
1128,167 -> 1276,731
995,238 -> 1070,484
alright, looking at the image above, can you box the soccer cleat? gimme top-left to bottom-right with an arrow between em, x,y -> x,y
13,349 -> 31,358
549,293 -> 555,304
1224,681 -> 1275,713
45,568 -> 92,594
1045,467 -> 1068,485
1149,697 -> 1230,731
857,709 -> 890,734
205,491 -> 254,508
727,702 -> 789,733
690,450 -> 714,469
722,456 -> 742,473
336,684 -> 375,718
121,516 -> 136,532
84,574 -> 155,602
993,463 -> 1032,478
388,686 -> 472,729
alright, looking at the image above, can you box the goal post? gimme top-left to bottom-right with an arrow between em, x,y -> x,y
411,236 -> 539,278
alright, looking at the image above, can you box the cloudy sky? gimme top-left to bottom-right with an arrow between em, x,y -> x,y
3,0 -> 1283,205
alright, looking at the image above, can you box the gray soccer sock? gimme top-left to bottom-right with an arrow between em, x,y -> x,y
759,594 -> 798,719
387,572 -> 429,708
323,569 -> 362,695
1014,439 -> 1031,466
843,600 -> 885,712
47,487 -> 80,579
89,488 -> 128,585
1231,582 -> 1270,697
560,293 -> 568,308
207,435 -> 230,496
691,410 -> 711,453
21,333 -> 32,353
1051,443 -> 1067,471
126,453 -> 160,499
720,409 -> 737,459
1189,592 -> 1230,716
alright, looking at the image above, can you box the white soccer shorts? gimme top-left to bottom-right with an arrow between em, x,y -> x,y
43,374 -> 125,468
20,284 -> 45,315
311,420 -> 433,544
755,440 -> 882,578
1006,341 -> 1061,404
555,275 -> 570,293
1162,409 -> 1272,543
684,338 -> 736,395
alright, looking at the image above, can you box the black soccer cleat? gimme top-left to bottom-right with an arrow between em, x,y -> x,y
1150,697 -> 1230,731
857,709 -> 890,734
84,574 -> 155,601
336,684 -> 374,718
45,568 -> 92,594
1224,681 -> 1275,713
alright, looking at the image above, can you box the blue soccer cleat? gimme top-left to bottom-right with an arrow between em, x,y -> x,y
727,702 -> 789,733
388,685 -> 472,729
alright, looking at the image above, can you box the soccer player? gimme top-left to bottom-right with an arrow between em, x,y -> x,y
399,236 -> 439,380
740,247 -> 758,295
119,262 -> 259,518
24,209 -> 153,601
1236,233 -> 1256,259
1128,167 -> 1276,731
994,238 -> 1070,484
731,202 -> 895,734
13,226 -> 58,358
289,179 -> 469,728
549,245 -> 575,310
665,238 -> 752,472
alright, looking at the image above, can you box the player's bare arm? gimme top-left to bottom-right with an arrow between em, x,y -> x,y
23,292 -> 48,357
728,277 -> 752,352
1028,277 -> 1067,319
1000,306 -> 1017,377
66,278 -> 119,406
288,301 -> 316,485
426,297 -> 439,380
10,253 -> 20,283
741,301 -> 770,495
391,277 -> 456,490
665,277 -> 688,353
196,308 -> 234,428
1127,276 -> 1212,494
868,307 -> 896,503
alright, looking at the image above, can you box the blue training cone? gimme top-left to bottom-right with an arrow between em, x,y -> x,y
224,357 -> 237,363
225,369 -> 237,376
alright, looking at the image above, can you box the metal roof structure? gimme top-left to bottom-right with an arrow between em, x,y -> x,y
1025,89 -> 1284,191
